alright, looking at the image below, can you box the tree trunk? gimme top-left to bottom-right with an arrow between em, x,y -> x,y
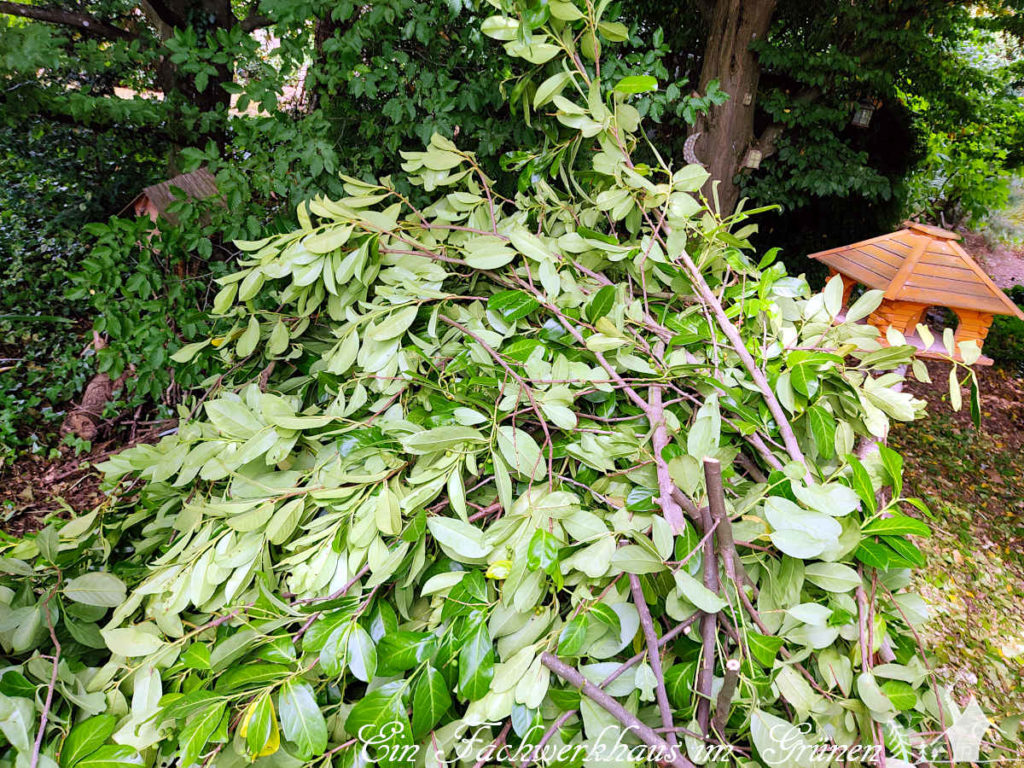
693,0 -> 777,214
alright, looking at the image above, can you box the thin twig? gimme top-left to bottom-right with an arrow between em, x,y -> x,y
31,587 -> 62,768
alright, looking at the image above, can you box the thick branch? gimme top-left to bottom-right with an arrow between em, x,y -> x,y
695,499 -> 720,734
540,653 -> 697,768
241,9 -> 272,31
519,617 -> 698,768
0,1 -> 136,40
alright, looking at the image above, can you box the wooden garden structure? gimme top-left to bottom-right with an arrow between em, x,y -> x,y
131,168 -> 220,225
808,223 -> 1024,364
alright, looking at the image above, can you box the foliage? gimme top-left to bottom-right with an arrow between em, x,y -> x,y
0,118 -> 167,461
0,5 -> 1004,768
902,29 -> 1024,227
984,286 -> 1024,370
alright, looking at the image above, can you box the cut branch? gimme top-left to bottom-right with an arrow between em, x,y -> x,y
0,1 -> 137,40
540,653 -> 697,768
711,658 -> 741,736
695,496 -> 720,734
629,574 -> 679,755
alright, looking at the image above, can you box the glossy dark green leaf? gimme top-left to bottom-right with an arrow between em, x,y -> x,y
854,540 -> 895,570
847,455 -> 877,513
458,622 -> 493,701
178,702 -> 225,767
557,614 -> 589,656
60,715 -> 118,768
862,514 -> 929,537
345,682 -> 414,768
0,670 -> 35,699
746,632 -> 785,668
74,745 -> 144,768
488,290 -> 539,323
279,680 -> 327,757
377,631 -> 438,674
214,663 -> 290,692
882,535 -> 926,566
664,662 -> 697,710
585,285 -> 616,322
411,665 -> 451,738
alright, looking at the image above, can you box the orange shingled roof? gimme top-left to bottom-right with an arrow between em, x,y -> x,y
808,223 -> 1024,320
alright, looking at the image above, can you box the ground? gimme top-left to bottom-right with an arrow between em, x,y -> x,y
892,361 -> 1024,723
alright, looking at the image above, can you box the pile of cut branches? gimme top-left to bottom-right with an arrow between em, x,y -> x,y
0,2 -> 999,768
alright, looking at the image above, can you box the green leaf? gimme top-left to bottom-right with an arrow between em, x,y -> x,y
663,662 -> 696,709
882,535 -> 926,566
847,455 -> 877,513
487,290 -> 539,323
854,540 -> 896,571
411,666 -> 451,739
877,444 -> 904,497
585,285 -> 616,322
557,614 -> 589,656
880,680 -> 917,711
589,604 -> 621,635
534,72 -> 572,108
614,75 -> 658,94
496,426 -> 546,480
74,746 -> 144,768
747,632 -> 785,668
862,514 -> 929,537
673,570 -> 726,612
278,680 -> 328,758
170,339 -> 210,364
345,682 -> 413,768
750,709 -> 815,768
181,643 -> 211,671
60,715 -> 119,768
63,572 -> 126,607
100,625 -> 164,657
427,517 -> 492,561
458,622 -> 494,701
347,624 -> 378,683
526,529 -> 560,573
401,426 -> 487,455
243,692 -> 278,758
178,702 -> 225,767
806,406 -> 836,460
803,563 -> 861,593
237,315 -> 260,357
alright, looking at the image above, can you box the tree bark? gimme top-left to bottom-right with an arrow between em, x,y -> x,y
0,1 -> 136,40
692,0 -> 777,213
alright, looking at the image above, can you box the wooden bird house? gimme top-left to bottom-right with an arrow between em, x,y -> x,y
808,223 -> 1024,365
